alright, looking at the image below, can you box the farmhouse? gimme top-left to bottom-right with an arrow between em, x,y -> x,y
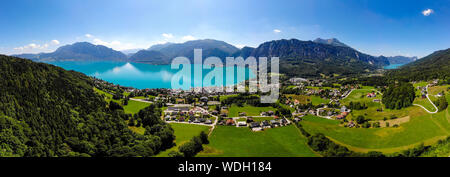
237,121 -> 247,127
262,120 -> 271,128
226,119 -> 235,126
367,92 -> 376,98
249,122 -> 262,131
164,105 -> 190,115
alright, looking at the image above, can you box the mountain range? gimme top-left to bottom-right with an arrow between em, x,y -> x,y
313,38 -> 350,48
11,38 -> 426,77
14,42 -> 127,61
388,48 -> 450,81
383,56 -> 417,64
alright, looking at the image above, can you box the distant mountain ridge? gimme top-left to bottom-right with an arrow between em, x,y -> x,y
129,39 -> 240,63
313,38 -> 350,48
388,48 -> 450,81
233,38 -> 389,77
12,38 -> 395,77
13,42 -> 127,61
383,56 -> 417,64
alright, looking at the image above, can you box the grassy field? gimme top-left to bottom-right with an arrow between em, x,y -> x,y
198,125 -> 318,157
94,87 -> 117,103
94,87 -> 151,114
348,104 -> 425,121
227,104 -> 276,117
300,108 -> 450,154
428,85 -> 450,103
156,123 -> 211,157
123,100 -> 151,114
251,117 -> 275,121
218,94 -> 238,101
413,97 -> 437,112
341,89 -> 381,105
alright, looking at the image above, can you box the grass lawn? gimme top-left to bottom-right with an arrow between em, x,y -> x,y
348,104 -> 425,121
300,108 -> 450,154
227,104 -> 275,117
94,87 -> 151,114
413,97 -> 437,112
311,96 -> 329,105
218,94 -> 238,101
123,100 -> 151,114
198,125 -> 318,157
156,123 -> 211,157
428,85 -> 449,95
132,96 -> 147,99
341,89 -> 381,105
251,117 -> 275,121
94,87 -> 118,103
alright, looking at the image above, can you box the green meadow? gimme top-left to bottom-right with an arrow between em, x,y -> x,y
227,104 -> 276,117
341,89 -> 381,105
157,123 -> 211,157
300,108 -> 450,153
413,97 -> 437,112
198,125 -> 318,157
123,100 -> 151,114
94,87 -> 151,114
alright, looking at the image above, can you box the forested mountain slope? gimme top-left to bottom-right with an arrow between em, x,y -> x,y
0,55 -> 172,157
387,48 -> 450,81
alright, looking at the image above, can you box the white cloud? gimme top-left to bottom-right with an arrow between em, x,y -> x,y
162,33 -> 174,39
181,35 -> 196,41
13,43 -> 50,53
234,44 -> 246,49
92,38 -> 145,51
85,34 -> 94,38
92,38 -> 109,46
422,9 -> 434,16
51,40 -> 60,45
273,29 -> 281,33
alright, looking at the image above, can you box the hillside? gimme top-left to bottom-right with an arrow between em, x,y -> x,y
13,42 -> 127,62
243,39 -> 389,77
387,48 -> 450,81
313,38 -> 350,48
0,55 -> 171,157
128,50 -> 170,64
129,39 -> 239,64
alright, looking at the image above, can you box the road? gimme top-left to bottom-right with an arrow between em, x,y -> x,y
413,84 -> 438,114
129,98 -> 153,104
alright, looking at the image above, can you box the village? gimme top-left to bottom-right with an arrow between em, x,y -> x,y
93,76 -> 387,131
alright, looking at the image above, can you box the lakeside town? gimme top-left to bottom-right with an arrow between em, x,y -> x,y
93,74 -> 447,134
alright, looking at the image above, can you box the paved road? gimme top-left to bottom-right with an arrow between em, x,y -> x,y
129,98 -> 153,104
413,84 -> 438,114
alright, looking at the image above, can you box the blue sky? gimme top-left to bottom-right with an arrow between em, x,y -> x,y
0,0 -> 449,57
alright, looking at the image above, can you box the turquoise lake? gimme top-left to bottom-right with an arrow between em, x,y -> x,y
44,61 -> 256,89
384,63 -> 406,69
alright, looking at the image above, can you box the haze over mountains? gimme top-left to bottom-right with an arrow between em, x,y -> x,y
383,56 -> 417,64
11,38 -> 423,77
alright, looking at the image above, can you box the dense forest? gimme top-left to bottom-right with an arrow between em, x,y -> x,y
0,55 -> 173,157
382,82 -> 415,110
